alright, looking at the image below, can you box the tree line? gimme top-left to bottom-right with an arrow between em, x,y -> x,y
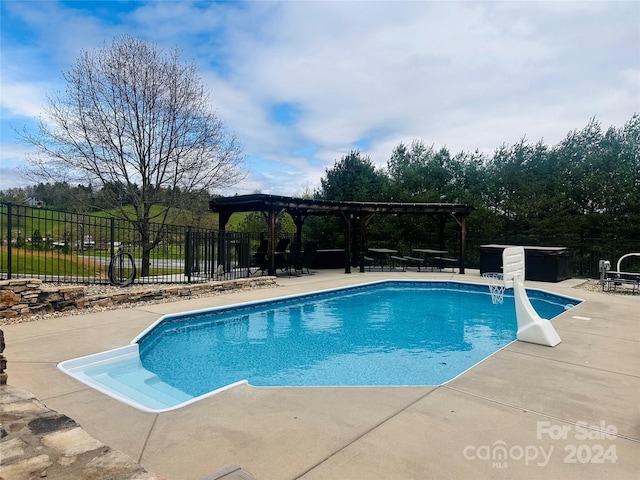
3,114 -> 638,248
305,114 -> 639,256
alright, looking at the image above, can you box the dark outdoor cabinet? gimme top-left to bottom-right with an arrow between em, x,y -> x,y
479,244 -> 572,282
311,249 -> 346,269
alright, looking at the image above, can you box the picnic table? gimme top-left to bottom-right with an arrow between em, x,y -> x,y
367,248 -> 398,271
412,248 -> 448,270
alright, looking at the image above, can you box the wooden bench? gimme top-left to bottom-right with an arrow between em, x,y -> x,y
434,257 -> 458,272
402,256 -> 425,271
390,255 -> 409,271
388,256 -> 427,272
363,255 -> 375,271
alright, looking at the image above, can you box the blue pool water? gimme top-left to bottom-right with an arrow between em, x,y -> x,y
133,281 -> 580,397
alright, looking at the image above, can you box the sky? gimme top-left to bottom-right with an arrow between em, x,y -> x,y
1,0 -> 639,197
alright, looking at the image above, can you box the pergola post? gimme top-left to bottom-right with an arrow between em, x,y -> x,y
359,214 -> 366,273
216,211 -> 232,275
459,215 -> 467,274
267,209 -> 278,275
438,216 -> 446,251
359,213 -> 375,273
290,211 -> 305,243
450,213 -> 468,275
341,212 -> 352,274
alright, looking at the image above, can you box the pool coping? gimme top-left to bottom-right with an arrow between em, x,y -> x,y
2,269 -> 639,479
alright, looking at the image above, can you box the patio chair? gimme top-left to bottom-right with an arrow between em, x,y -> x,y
252,239 -> 269,275
301,241 -> 318,273
603,252 -> 640,294
274,238 -> 291,271
286,241 -> 303,275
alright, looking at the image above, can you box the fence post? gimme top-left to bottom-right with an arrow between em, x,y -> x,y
6,203 -> 12,279
209,230 -> 216,279
110,217 -> 115,257
217,230 -> 227,277
185,226 -> 192,283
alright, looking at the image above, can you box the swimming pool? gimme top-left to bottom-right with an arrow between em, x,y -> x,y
58,280 -> 582,412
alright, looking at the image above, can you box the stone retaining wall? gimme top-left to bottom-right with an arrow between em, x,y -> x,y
0,278 -> 277,319
0,385 -> 167,480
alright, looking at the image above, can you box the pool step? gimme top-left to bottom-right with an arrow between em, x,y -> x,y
59,345 -> 193,411
98,365 -> 193,409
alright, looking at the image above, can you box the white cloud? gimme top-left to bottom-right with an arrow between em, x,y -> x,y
0,82 -> 50,118
227,2 -> 635,190
1,0 -> 637,196
0,142 -> 38,190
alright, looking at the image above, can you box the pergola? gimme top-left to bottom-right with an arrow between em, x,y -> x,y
209,194 -> 475,275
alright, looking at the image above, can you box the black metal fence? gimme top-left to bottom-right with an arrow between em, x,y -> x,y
465,236 -> 640,279
367,229 -> 640,279
0,202 -> 264,285
2,202 -> 638,283
333,226 -> 640,278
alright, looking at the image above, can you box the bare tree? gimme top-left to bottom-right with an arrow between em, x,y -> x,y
23,35 -> 245,276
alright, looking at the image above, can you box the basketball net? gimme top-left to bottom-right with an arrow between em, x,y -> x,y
482,272 -> 505,304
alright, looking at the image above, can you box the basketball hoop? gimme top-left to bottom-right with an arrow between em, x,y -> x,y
482,272 -> 505,304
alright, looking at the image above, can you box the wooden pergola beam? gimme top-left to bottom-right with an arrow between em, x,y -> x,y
210,194 -> 475,274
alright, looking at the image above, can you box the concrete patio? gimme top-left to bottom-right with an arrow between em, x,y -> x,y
2,269 -> 639,479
